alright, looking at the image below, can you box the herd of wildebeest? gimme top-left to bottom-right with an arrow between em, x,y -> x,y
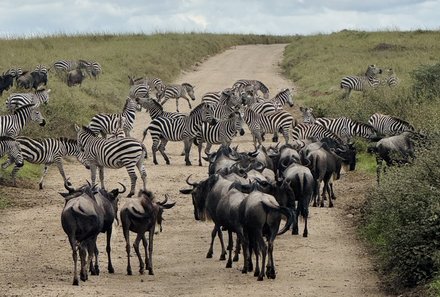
0,61 -> 422,285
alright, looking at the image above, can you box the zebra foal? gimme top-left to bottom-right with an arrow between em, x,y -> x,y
368,113 -> 414,136
6,89 -> 51,112
75,125 -> 147,197
158,83 -> 196,112
0,104 -> 46,138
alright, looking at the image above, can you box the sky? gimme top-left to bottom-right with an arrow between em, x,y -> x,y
0,0 -> 439,38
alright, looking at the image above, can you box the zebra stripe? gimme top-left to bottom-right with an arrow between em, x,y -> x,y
136,98 -> 184,120
250,88 -> 294,115
158,83 -> 196,112
78,60 -> 102,79
0,136 -> 24,186
291,123 -> 343,143
34,64 -> 48,74
368,113 -> 414,136
340,65 -> 382,99
382,68 -> 399,87
0,104 -> 46,137
129,83 -> 150,100
5,136 -> 86,189
6,89 -> 51,112
143,102 -> 215,165
147,77 -> 166,95
243,107 -> 294,147
314,117 -> 377,142
88,98 -> 138,137
195,111 -> 244,165
232,79 -> 270,99
53,60 -> 78,73
75,125 -> 147,197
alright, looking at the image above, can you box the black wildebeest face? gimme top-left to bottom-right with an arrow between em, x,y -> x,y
336,145 -> 357,171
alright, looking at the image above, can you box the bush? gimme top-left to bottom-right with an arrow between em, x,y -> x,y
362,136 -> 440,288
411,62 -> 440,102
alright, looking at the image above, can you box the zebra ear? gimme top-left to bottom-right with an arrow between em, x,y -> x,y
74,124 -> 81,132
46,89 -> 51,93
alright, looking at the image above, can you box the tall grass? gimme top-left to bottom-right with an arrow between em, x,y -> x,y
0,33 -> 292,138
281,29 -> 440,295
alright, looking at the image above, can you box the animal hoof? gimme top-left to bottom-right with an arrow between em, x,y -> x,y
226,261 -> 232,268
233,255 -> 239,262
257,276 -> 264,281
72,279 -> 79,286
108,266 -> 114,274
149,270 -> 154,275
206,252 -> 213,259
127,269 -> 132,276
39,183 -> 43,190
219,254 -> 226,261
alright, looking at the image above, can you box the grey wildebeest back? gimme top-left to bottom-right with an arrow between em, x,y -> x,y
120,190 -> 175,276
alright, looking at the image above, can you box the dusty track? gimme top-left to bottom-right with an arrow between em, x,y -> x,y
0,44 -> 388,297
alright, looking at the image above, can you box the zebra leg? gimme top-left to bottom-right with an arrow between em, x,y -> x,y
198,142 -> 203,167
136,158 -> 147,192
182,95 -> 192,109
158,139 -> 170,165
151,138 -> 159,165
204,143 -> 212,155
89,165 -> 97,186
175,98 -> 180,113
126,165 -> 138,198
183,139 -> 192,166
272,132 -> 279,143
11,165 -> 21,187
99,167 -> 106,189
39,165 -> 50,190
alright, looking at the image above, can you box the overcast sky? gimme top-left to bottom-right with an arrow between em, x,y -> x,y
0,0 -> 439,38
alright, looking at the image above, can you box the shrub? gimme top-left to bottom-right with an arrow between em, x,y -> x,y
411,62 -> 440,101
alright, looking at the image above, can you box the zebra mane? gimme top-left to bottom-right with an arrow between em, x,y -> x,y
182,82 -> 194,89
13,103 -> 35,114
149,98 -> 163,111
0,136 -> 16,142
389,115 -> 414,129
257,80 -> 269,93
82,125 -> 96,136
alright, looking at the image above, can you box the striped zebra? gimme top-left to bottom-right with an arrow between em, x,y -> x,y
143,102 -> 215,166
147,77 -> 166,97
314,117 -> 377,142
291,123 -> 343,144
195,111 -> 244,166
105,115 -> 127,139
88,97 -> 138,137
158,83 -> 196,112
249,88 -> 294,114
2,136 -> 87,189
232,79 -> 270,99
299,107 -> 316,124
382,68 -> 399,87
6,89 -> 51,112
34,64 -> 48,75
242,107 -> 294,147
340,65 -> 382,99
368,113 -> 414,136
128,83 -> 150,100
75,124 -> 147,197
0,104 -> 46,137
136,98 -> 185,120
0,136 -> 24,185
79,60 -> 102,79
52,60 -> 78,75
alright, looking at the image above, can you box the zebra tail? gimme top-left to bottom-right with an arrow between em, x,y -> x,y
141,142 -> 148,159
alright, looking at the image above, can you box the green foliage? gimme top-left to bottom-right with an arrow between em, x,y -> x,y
362,139 -> 440,288
411,62 -> 440,101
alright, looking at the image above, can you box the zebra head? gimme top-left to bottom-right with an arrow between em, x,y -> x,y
300,106 -> 315,124
0,136 -> 23,168
366,64 -> 382,77
277,88 -> 294,107
29,106 -> 46,126
183,83 -> 196,101
201,103 -> 217,125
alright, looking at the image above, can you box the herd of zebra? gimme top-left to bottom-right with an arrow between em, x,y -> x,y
340,64 -> 399,99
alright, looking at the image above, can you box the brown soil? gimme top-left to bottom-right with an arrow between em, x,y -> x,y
0,44 -> 391,297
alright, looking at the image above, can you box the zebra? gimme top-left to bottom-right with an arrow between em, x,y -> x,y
136,98 -> 185,120
6,89 -> 51,112
105,115 -> 127,139
88,97 -> 138,137
128,83 -> 150,100
52,60 -> 78,76
0,104 -> 46,137
195,111 -> 244,166
248,88 -> 294,114
147,77 -> 166,97
291,123 -> 343,144
158,83 -> 196,112
382,68 -> 399,87
242,107 -> 294,148
368,113 -> 415,136
0,136 -> 24,185
75,124 -> 147,197
340,64 -> 382,99
232,79 -> 270,99
34,64 -> 48,75
314,117 -> 377,143
299,107 -> 316,124
78,60 -> 102,79
143,102 -> 215,166
2,136 -> 87,189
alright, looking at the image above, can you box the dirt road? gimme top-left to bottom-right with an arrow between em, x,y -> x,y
0,44 -> 388,297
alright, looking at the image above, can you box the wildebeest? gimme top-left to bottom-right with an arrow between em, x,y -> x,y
367,131 -> 416,184
120,190 -> 175,275
67,69 -> 86,87
60,181 -> 123,285
0,73 -> 14,96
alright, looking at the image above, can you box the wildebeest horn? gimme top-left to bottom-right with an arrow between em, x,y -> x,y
158,194 -> 169,206
64,178 -> 75,193
117,182 -> 126,194
186,175 -> 199,187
